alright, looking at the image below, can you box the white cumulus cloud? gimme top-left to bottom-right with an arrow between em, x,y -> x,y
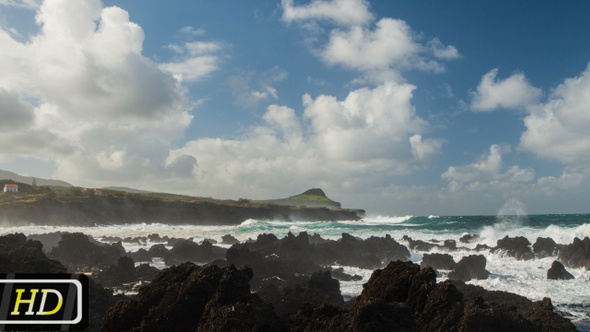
520,62 -> 590,164
441,144 -> 535,193
471,68 -> 542,111
0,0 -> 208,190
281,0 -> 373,26
174,81 -> 442,200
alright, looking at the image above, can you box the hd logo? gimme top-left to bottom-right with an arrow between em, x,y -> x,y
0,274 -> 88,331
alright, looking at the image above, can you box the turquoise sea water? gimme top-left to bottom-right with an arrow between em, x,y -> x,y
2,213 -> 590,330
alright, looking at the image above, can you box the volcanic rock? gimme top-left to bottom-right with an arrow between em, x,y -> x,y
533,237 -> 559,258
460,233 -> 481,244
0,233 -> 66,273
330,267 -> 362,281
256,270 -> 344,317
492,235 -> 534,260
94,256 -> 160,288
127,248 -> 151,262
526,297 -> 577,331
315,233 -> 409,269
421,253 -> 457,270
304,270 -> 344,307
221,234 -> 239,245
547,261 -> 574,280
27,231 -> 70,252
49,232 -> 123,270
403,235 -> 437,251
558,237 -> 590,269
448,255 -> 490,282
164,238 -> 226,266
102,263 -> 283,332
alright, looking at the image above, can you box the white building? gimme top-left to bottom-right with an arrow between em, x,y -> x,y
3,184 -> 18,193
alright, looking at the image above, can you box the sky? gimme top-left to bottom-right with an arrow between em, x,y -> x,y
1,0 -> 590,216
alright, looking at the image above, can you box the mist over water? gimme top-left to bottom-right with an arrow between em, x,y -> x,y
2,213 -> 590,329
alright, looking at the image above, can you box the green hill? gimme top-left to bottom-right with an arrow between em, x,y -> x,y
257,188 -> 342,208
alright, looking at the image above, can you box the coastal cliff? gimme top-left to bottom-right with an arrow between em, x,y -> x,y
0,187 -> 364,226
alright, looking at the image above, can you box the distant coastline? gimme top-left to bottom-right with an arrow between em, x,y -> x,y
0,183 -> 364,226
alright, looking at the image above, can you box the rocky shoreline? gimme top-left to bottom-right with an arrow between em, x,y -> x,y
2,230 -> 587,331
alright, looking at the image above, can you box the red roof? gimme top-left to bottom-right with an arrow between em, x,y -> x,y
4,184 -> 18,188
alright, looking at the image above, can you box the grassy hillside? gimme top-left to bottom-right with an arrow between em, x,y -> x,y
257,188 -> 342,208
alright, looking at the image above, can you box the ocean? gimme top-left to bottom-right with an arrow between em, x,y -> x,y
2,213 -> 590,330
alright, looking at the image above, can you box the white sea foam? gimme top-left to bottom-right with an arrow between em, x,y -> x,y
361,215 -> 414,224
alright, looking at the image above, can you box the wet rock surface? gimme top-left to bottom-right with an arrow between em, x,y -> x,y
547,260 -> 575,280
421,253 -> 457,270
49,232 -> 124,271
94,256 -> 160,288
559,236 -> 590,269
492,235 -> 535,260
448,255 -> 490,282
533,237 -> 559,258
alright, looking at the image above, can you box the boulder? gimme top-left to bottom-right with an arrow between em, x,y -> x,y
359,260 -> 421,303
492,236 -> 534,260
49,232 -> 123,270
94,256 -> 161,288
460,233 -> 480,244
220,234 -> 239,245
448,255 -> 490,282
127,248 -> 151,262
95,256 -> 137,287
164,239 -> 226,266
558,237 -> 590,269
533,237 -> 559,258
547,261 -> 574,280
330,267 -> 362,281
0,233 -> 66,273
403,235 -> 437,251
421,253 -> 457,270
314,233 -> 409,269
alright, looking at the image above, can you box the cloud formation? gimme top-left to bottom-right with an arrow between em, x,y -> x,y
281,0 -> 373,26
441,144 -> 535,193
282,1 -> 459,83
471,69 -> 542,111
160,39 -> 224,83
0,0 -> 201,188
175,81 -> 442,199
520,62 -> 590,164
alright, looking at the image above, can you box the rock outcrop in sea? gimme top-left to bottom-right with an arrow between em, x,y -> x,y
547,260 -> 575,280
558,236 -> 590,269
492,235 -> 534,260
448,255 -> 490,282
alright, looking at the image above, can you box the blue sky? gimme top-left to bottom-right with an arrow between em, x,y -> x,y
1,0 -> 590,216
